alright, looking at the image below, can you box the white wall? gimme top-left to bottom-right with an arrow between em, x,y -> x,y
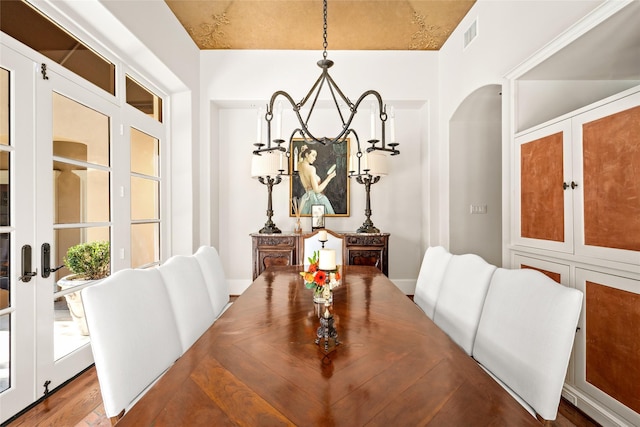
201,50 -> 437,294
449,85 -> 502,266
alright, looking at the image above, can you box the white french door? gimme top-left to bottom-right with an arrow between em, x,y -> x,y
0,43 -> 38,424
0,42 -> 117,423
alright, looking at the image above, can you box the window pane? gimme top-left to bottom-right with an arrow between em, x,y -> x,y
0,1 -> 115,95
126,76 -> 162,122
131,223 -> 159,268
131,177 -> 159,220
131,128 -> 159,177
0,313 -> 9,392
54,227 -> 110,283
0,152 -> 8,227
0,234 -> 9,310
53,229 -> 109,359
54,166 -> 110,224
53,93 -> 110,167
1,67 -> 7,146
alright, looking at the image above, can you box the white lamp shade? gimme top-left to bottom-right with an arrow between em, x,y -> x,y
251,151 -> 282,178
349,152 -> 388,176
367,153 -> 388,176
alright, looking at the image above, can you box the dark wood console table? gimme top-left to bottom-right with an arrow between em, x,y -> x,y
250,233 -> 301,280
251,232 -> 389,279
343,232 -> 389,276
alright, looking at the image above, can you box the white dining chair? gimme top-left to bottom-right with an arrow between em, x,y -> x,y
158,254 -> 217,353
413,246 -> 453,319
194,245 -> 231,318
81,268 -> 182,421
472,267 -> 583,422
432,253 -> 497,355
302,229 -> 343,268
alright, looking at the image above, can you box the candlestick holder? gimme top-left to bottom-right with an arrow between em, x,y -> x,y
315,276 -> 339,353
355,174 -> 381,233
315,305 -> 339,353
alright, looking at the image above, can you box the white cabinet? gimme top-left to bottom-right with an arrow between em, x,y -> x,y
572,269 -> 640,427
514,89 -> 640,270
511,87 -> 640,426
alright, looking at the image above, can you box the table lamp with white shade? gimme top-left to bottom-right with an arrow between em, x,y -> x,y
351,152 -> 389,233
251,150 -> 285,233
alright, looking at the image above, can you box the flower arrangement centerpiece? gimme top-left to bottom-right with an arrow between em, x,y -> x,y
301,250 -> 341,303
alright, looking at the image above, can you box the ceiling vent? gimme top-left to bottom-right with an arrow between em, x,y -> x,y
463,19 -> 478,49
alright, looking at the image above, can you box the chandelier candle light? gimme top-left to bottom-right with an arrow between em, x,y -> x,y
251,0 -> 400,235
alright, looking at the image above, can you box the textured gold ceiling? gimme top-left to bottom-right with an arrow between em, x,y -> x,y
165,0 -> 475,50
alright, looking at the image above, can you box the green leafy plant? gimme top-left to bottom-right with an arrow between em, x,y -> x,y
63,241 -> 110,280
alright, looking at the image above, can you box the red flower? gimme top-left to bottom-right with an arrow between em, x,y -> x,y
335,271 -> 341,281
309,263 -> 318,273
314,270 -> 327,285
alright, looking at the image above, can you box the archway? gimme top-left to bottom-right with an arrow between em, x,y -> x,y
449,85 -> 502,266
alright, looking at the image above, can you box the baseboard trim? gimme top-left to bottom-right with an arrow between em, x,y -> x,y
562,384 -> 636,427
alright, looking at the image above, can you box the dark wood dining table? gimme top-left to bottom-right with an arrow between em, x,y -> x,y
118,265 -> 541,426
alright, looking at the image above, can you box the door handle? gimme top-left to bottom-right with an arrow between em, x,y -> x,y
19,244 -> 37,282
41,243 -> 64,278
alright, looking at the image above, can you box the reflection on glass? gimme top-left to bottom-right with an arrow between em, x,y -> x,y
53,165 -> 110,224
53,93 -> 110,167
0,151 -> 8,227
131,223 -> 159,268
131,177 -> 159,221
0,1 -> 115,95
1,67 -> 8,146
131,128 -> 159,177
126,76 -> 162,122
0,313 -> 9,392
0,234 -> 9,310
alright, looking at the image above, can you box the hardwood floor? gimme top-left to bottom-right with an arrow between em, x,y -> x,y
5,365 -> 601,427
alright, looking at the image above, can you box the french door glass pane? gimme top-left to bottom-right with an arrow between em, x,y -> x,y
53,227 -> 110,360
131,128 -> 159,176
1,66 -> 7,145
0,151 -> 9,227
0,233 -> 9,310
53,165 -> 110,224
0,67 -> 9,394
126,77 -> 162,122
53,93 -> 110,167
0,1 -> 115,95
0,314 -> 9,392
131,223 -> 159,268
54,227 -> 110,284
131,177 -> 159,220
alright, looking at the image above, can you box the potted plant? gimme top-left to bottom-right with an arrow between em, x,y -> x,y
57,241 -> 110,335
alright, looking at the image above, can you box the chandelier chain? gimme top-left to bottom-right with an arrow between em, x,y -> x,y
322,0 -> 328,59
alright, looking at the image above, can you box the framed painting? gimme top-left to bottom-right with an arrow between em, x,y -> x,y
289,138 -> 349,217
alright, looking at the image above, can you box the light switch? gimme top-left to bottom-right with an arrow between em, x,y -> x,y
470,204 -> 487,214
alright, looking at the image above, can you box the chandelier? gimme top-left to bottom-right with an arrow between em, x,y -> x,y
252,0 -> 400,176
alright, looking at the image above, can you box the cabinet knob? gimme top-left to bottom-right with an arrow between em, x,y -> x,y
571,181 -> 578,189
